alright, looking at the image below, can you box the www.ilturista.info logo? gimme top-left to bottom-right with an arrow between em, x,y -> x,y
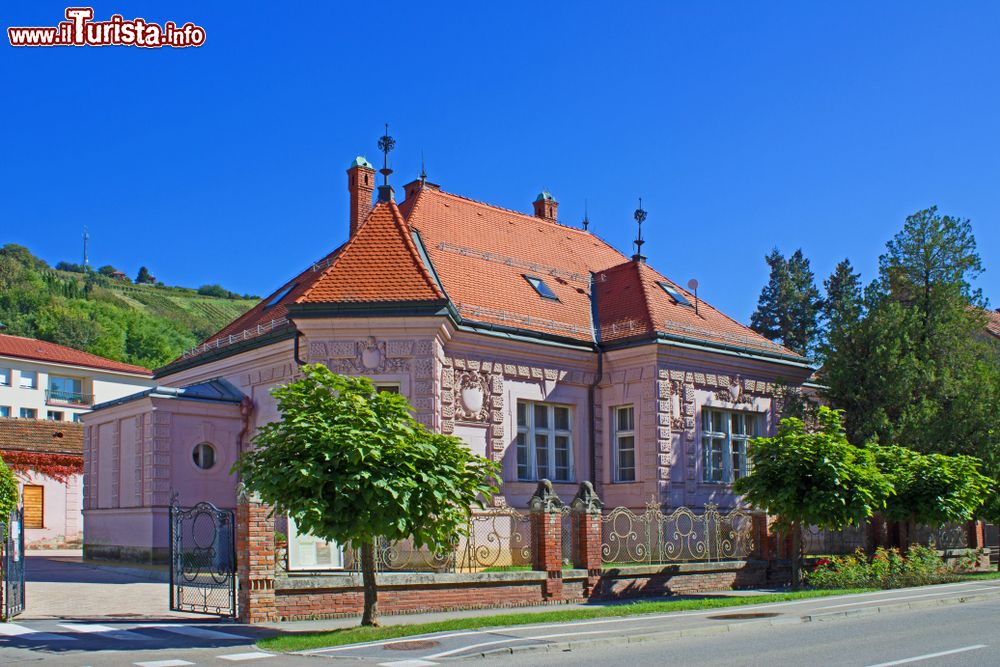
8,8 -> 205,48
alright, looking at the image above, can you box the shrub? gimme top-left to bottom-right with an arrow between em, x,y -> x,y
806,546 -> 959,590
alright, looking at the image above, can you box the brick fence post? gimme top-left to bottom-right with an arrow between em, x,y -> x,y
529,479 -> 564,601
570,481 -> 603,597
751,514 -> 775,561
236,487 -> 277,623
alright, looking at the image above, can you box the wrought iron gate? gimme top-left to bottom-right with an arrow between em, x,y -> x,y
169,499 -> 237,617
3,507 -> 25,619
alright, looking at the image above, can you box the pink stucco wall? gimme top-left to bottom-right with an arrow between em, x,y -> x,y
18,471 -> 82,547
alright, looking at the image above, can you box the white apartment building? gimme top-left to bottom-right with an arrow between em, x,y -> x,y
0,333 -> 154,422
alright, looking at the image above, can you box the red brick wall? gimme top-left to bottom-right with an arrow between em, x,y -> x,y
275,580 -> 557,621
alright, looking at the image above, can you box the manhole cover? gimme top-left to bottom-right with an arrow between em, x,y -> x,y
706,612 -> 781,620
384,640 -> 441,651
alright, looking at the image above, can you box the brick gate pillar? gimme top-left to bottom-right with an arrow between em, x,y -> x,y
529,479 -> 564,600
751,514 -> 776,561
570,481 -> 603,597
236,487 -> 277,623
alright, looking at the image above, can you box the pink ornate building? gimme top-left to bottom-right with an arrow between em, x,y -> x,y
84,157 -> 811,562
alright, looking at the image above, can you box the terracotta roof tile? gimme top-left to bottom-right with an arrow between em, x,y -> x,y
299,199 -> 444,303
0,334 -> 150,376
0,418 -> 83,456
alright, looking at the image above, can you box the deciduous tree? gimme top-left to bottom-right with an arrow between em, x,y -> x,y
734,407 -> 893,588
234,365 -> 500,626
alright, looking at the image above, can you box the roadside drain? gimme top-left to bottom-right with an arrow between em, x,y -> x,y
705,612 -> 782,620
384,640 -> 442,651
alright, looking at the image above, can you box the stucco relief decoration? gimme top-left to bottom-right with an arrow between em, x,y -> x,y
455,371 -> 490,422
323,336 -> 410,375
714,376 -> 754,406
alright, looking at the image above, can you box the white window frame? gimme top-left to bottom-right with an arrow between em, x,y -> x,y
19,370 -> 37,390
0,368 -> 10,387
515,401 -> 574,482
46,410 -> 64,422
612,405 -> 636,482
702,408 -> 760,483
19,408 -> 37,419
374,384 -> 400,394
0,406 -> 10,418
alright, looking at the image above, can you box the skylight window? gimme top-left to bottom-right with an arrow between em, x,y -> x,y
657,281 -> 693,307
265,283 -> 297,308
524,275 -> 559,301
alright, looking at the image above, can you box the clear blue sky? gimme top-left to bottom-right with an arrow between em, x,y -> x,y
3,2 -> 997,321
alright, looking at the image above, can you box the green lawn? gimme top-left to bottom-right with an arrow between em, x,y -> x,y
257,588 -> 871,652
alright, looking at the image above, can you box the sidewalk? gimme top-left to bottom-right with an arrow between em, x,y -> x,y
21,549 -> 212,621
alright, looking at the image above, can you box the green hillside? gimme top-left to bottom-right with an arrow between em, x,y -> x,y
0,244 -> 258,371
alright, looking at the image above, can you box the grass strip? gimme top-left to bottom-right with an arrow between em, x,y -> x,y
258,588 -> 872,652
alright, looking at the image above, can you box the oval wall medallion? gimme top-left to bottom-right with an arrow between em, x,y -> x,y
460,385 -> 484,415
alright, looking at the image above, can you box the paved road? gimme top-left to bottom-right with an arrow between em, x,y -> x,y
2,579 -> 999,666
470,596 -> 1000,667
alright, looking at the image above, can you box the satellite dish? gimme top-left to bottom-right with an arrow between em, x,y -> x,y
687,278 -> 699,291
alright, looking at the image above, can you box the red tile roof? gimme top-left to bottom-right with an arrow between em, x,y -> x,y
984,308 -> 1000,340
169,181 -> 803,368
0,334 -> 151,376
595,260 -> 798,356
0,418 -> 82,456
299,199 -> 444,303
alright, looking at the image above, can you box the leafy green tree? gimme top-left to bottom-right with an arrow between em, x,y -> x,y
97,265 -> 119,277
0,456 -> 19,533
822,207 -> 1000,459
135,266 -> 153,284
750,248 -> 822,356
734,407 -> 893,588
872,445 -> 992,534
234,366 -> 501,626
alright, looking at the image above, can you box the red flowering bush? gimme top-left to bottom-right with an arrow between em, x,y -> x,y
806,546 -> 957,589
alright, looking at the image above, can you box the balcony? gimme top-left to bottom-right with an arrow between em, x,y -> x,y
46,389 -> 94,406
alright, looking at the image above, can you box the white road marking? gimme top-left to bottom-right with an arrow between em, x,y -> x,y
0,622 -> 76,641
58,623 -> 152,640
218,652 -> 273,661
814,586 -> 999,610
134,624 -> 248,640
377,660 -> 440,667
424,628 -> 622,659
864,644 -> 987,666
134,660 -> 195,667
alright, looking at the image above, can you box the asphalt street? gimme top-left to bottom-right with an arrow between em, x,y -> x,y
2,579 -> 999,666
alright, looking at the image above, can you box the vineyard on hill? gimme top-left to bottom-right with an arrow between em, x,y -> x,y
0,244 -> 258,371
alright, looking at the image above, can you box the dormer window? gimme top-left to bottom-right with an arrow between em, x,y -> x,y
657,281 -> 693,307
523,275 -> 559,301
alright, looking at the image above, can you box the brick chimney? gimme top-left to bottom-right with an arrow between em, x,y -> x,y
347,156 -> 376,237
533,190 -> 558,222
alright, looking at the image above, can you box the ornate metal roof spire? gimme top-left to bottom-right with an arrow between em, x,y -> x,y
632,197 -> 647,263
582,199 -> 590,231
420,150 -> 427,184
377,123 -> 395,186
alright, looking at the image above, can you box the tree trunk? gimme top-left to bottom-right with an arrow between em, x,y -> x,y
360,540 -> 379,627
791,521 -> 802,591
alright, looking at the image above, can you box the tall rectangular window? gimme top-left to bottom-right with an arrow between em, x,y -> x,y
48,376 -> 85,404
0,368 -> 10,386
702,409 -> 760,483
613,406 -> 636,482
515,401 -> 573,482
19,370 -> 37,390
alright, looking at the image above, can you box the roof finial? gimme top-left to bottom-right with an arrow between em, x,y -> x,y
420,150 -> 427,183
632,197 -> 647,263
582,199 -> 590,231
377,123 -> 395,187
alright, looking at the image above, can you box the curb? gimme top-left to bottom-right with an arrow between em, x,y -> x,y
467,589 -> 1000,660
